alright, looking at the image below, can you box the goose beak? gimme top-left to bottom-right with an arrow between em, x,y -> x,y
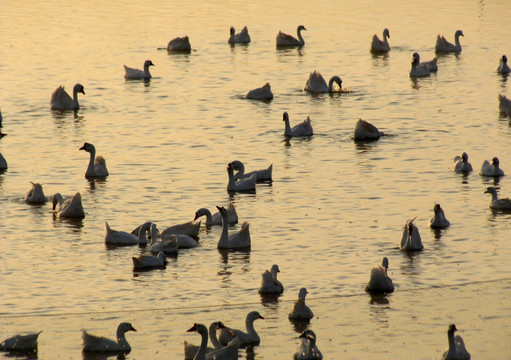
187,324 -> 197,332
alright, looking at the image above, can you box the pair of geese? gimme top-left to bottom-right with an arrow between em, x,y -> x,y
226,160 -> 272,192
371,28 -> 463,54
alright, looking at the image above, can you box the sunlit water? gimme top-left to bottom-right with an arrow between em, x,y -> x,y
1,0 -> 511,358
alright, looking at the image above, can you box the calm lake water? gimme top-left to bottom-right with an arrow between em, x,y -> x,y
1,0 -> 511,359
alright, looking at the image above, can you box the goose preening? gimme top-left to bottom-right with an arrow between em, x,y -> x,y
0,331 -> 42,351
399,218 -> 423,251
480,157 -> 505,177
53,192 -> 85,219
25,182 -> 46,204
0,153 -> 6,170
353,118 -> 382,140
230,160 -> 273,182
288,288 -> 314,321
429,204 -> 451,229
370,28 -> 391,53
82,322 -> 136,352
105,221 -> 146,246
227,163 -> 257,192
258,264 -> 284,294
186,323 -> 241,360
304,70 -> 342,93
194,202 -> 238,227
484,186 -> 511,210
148,223 -> 178,254
364,257 -> 395,294
218,311 -> 264,346
276,25 -> 306,47
160,220 -> 201,239
283,111 -> 313,137
229,26 -> 251,44
245,83 -> 273,100
435,30 -> 464,53
409,52 -> 432,77
499,94 -> 511,113
79,142 -> 109,178
293,330 -> 323,360
217,206 -> 251,249
450,152 -> 473,173
132,251 -> 166,270
441,324 -> 471,360
50,83 -> 85,110
123,60 -> 154,79
167,36 -> 191,52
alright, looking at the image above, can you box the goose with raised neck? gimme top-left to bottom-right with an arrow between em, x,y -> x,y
217,206 -> 251,249
276,25 -> 306,47
81,322 -> 136,352
50,83 -> 85,110
79,142 -> 109,178
218,311 -> 264,346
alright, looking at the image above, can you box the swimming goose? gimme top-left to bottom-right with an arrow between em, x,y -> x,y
304,70 -> 342,93
0,153 -> 6,170
400,218 -> 423,251
148,223 -> 178,254
230,160 -> 273,182
496,55 -> 511,74
82,322 -> 136,352
435,30 -> 464,53
105,221 -> 146,245
227,163 -> 257,192
258,264 -> 284,294
132,251 -> 166,270
409,52 -> 431,77
480,157 -> 505,177
364,257 -> 394,294
484,186 -> 511,210
217,206 -> 251,249
499,94 -> 511,113
413,52 -> 438,72
288,288 -> 314,321
229,26 -> 251,44
276,25 -> 306,47
53,192 -> 85,219
353,118 -> 382,140
294,330 -> 323,360
441,324 -> 471,360
0,331 -> 42,351
451,152 -> 473,172
245,83 -> 273,100
283,111 -> 313,137
167,36 -> 191,52
25,182 -> 46,204
194,202 -> 238,227
123,60 -> 154,79
160,220 -> 201,239
184,322 -> 238,360
370,28 -> 391,53
186,323 -> 241,360
50,83 -> 85,110
161,233 -> 198,249
79,142 -> 109,178
218,311 -> 264,346
429,204 -> 450,229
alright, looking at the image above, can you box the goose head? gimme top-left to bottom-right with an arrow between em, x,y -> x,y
194,208 -> 208,221
455,30 -> 464,38
461,152 -> 469,163
501,55 -> 508,65
412,52 -> 420,65
270,264 -> 280,276
282,111 -> 289,122
298,287 -> 308,300
230,26 -> 235,36
297,25 -> 307,32
447,324 -> 457,334
74,83 -> 85,95
144,60 -> 155,68
492,157 -> 500,167
247,311 -> 265,321
226,163 -> 234,176
187,323 -> 207,334
216,206 -> 227,217
484,186 -> 497,195
79,142 -> 95,153
433,203 -> 443,214
299,329 -> 316,341
381,257 -> 389,270
118,322 -> 137,335
383,28 -> 390,38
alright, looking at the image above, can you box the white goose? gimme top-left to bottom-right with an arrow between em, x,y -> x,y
105,221 -> 148,245
429,204 -> 450,229
413,52 -> 438,72
186,323 -> 241,360
148,223 -> 178,254
480,157 -> 505,177
304,70 -> 342,93
294,330 -> 323,360
217,206 -> 251,249
167,36 -> 191,52
364,257 -> 395,294
53,192 -> 85,219
184,322 -> 222,359
451,152 -> 473,172
441,324 -> 471,360
485,186 -> 511,210
496,55 -> 511,74
0,153 -> 6,170
160,220 -> 201,239
123,60 -> 154,79
0,331 -> 42,351
227,163 -> 257,192
79,142 -> 109,178
228,26 -> 251,44
258,264 -> 284,294
245,83 -> 273,100
276,25 -> 306,47
435,30 -> 464,53
82,322 -> 136,352
161,233 -> 198,249
50,83 -> 85,110
132,251 -> 166,270
353,118 -> 382,140
370,28 -> 391,53
25,182 -> 46,204
409,52 -> 431,77
218,311 -> 264,346
194,202 -> 238,227
283,111 -> 313,137
288,288 -> 314,321
499,94 -> 511,113
399,218 -> 423,251
230,160 -> 273,182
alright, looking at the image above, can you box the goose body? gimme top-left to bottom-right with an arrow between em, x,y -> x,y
400,218 -> 423,251
409,52 -> 431,77
413,52 -> 438,72
79,142 -> 109,178
276,25 -> 306,47
123,60 -> 154,79
132,251 -> 166,270
451,152 -> 473,172
0,331 -> 42,351
217,206 -> 251,249
25,182 -> 46,204
194,202 -> 238,227
485,186 -> 511,210
441,324 -> 471,360
288,288 -> 314,321
429,204 -> 450,229
364,257 -> 394,294
435,30 -> 464,53
0,153 -> 6,170
259,264 -> 284,294
230,160 -> 273,182
227,163 -> 257,192
162,233 -> 198,249
218,311 -> 264,346
148,224 -> 178,254
294,330 -> 323,360
167,36 -> 191,52
105,222 -> 141,245
53,192 -> 85,218
82,322 -> 136,352
480,157 -> 505,177
370,28 -> 390,53
354,118 -> 382,140
283,111 -> 313,137
496,55 -> 511,74
161,220 -> 201,239
229,26 -> 251,44
245,83 -> 273,100
305,71 -> 342,93
50,83 -> 85,110
499,94 -> 511,113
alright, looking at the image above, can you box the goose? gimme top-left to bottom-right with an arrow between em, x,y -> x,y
499,94 -> 511,113
161,233 -> 198,249
148,223 -> 178,254
186,323 -> 241,360
288,288 -> 314,321
480,157 -> 505,177
258,264 -> 284,294
0,331 -> 42,351
105,221 -> 148,245
304,70 -> 342,93
399,218 -> 423,251
276,25 -> 306,47
429,204 -> 450,229
353,118 -> 382,140
130,221 -> 153,245
451,152 -> 473,172
82,322 -> 136,352
370,28 -> 391,53
245,83 -> 273,100
194,202 -> 238,227
218,311 -> 264,346
160,220 -> 201,239
496,55 -> 511,74
409,52 -> 431,77
435,30 -> 464,53
167,36 -> 191,52
484,186 -> 511,210
0,153 -> 6,170
217,206 -> 251,249
364,257 -> 395,294
79,142 -> 109,178
230,160 -> 273,182
53,192 -> 85,219
441,324 -> 471,360
132,251 -> 166,270
25,182 -> 46,204
283,111 -> 313,137
50,83 -> 85,110
294,330 -> 323,360
413,52 -> 438,72
226,163 -> 257,192
123,60 -> 154,79
228,26 -> 251,44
